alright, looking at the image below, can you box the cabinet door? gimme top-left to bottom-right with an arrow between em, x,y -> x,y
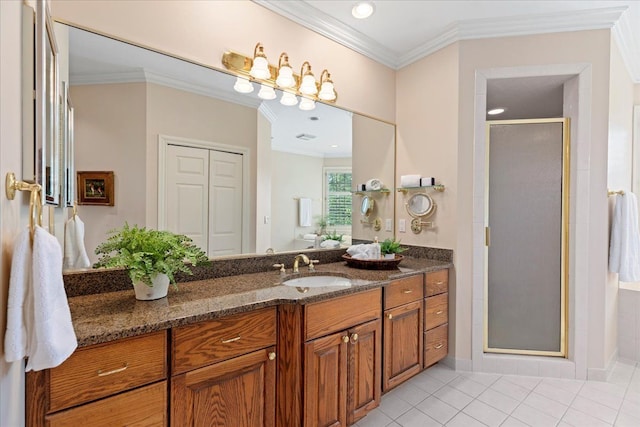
304,331 -> 348,427
171,346 -> 276,427
347,319 -> 381,425
383,300 -> 423,392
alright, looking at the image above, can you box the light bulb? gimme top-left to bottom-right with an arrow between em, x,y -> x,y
299,74 -> 318,95
280,92 -> 298,106
299,97 -> 316,111
318,81 -> 336,101
276,65 -> 295,88
258,84 -> 276,100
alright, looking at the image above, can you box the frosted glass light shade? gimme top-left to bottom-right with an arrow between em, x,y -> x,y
233,76 -> 254,94
258,84 -> 276,100
299,97 -> 316,111
299,74 -> 318,95
249,56 -> 270,80
280,92 -> 298,106
318,81 -> 336,101
276,65 -> 295,88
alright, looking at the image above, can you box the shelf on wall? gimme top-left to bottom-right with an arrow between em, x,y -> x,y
397,184 -> 445,194
353,188 -> 391,196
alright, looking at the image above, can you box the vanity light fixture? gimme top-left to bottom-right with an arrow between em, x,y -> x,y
280,91 -> 298,106
258,84 -> 277,100
299,97 -> 316,111
318,70 -> 337,101
249,43 -> 270,80
276,53 -> 295,88
233,76 -> 254,94
488,107 -> 506,115
352,1 -> 375,19
299,62 -> 318,96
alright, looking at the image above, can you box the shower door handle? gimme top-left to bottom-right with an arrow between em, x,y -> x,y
485,227 -> 490,247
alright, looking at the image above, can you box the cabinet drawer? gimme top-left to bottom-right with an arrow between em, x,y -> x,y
425,293 -> 448,330
424,324 -> 448,368
425,269 -> 448,296
47,381 -> 167,427
173,307 -> 277,374
305,288 -> 381,341
49,331 -> 167,412
384,275 -> 423,309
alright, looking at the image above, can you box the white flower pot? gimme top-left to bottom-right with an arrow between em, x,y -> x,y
384,253 -> 396,260
132,272 -> 170,300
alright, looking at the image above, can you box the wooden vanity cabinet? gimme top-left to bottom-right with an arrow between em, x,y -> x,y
382,274 -> 424,392
26,330 -> 168,427
170,307 -> 278,427
280,288 -> 382,427
424,269 -> 449,368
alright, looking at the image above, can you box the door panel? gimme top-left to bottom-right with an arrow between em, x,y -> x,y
486,119 -> 568,355
348,319 -> 381,425
165,145 -> 209,251
209,150 -> 243,256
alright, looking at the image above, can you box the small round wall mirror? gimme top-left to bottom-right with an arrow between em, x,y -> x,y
360,196 -> 375,217
406,193 -> 435,218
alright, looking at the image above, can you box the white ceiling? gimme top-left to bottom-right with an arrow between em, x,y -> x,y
255,0 -> 640,81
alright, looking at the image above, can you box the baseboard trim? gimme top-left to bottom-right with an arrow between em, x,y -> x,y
442,355 -> 473,372
588,348 -> 618,381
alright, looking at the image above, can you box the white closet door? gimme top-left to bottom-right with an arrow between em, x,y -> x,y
165,144 -> 209,252
208,150 -> 243,256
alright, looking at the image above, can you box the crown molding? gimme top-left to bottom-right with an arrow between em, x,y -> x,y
252,0 -> 400,68
255,1 -> 635,78
69,70 -> 262,108
258,102 -> 278,124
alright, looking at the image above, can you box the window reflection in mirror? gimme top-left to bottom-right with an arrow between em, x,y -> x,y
56,22 -> 395,270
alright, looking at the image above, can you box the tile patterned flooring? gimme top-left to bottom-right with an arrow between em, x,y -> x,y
356,362 -> 640,427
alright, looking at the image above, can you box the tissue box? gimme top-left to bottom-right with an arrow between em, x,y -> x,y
400,175 -> 421,187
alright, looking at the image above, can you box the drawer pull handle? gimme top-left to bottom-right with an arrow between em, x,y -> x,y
387,313 -> 393,320
221,336 -> 242,344
436,310 -> 444,315
97,363 -> 128,377
434,343 -> 444,349
268,352 -> 276,361
434,281 -> 444,285
402,289 -> 413,294
342,335 -> 350,343
351,333 -> 359,343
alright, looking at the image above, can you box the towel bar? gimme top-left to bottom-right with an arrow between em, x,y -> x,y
608,190 -> 625,196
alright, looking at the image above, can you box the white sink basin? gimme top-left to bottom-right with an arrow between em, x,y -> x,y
283,275 -> 352,288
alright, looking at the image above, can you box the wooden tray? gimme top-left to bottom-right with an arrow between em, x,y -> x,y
342,254 -> 404,270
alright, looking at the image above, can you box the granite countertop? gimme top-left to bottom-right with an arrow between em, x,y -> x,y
69,257 -> 451,347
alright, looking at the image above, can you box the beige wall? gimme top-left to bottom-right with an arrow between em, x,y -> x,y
50,0 -> 396,123
70,83 -> 147,264
606,35 -> 636,364
255,112 -> 272,253
635,85 -> 640,104
352,114 -> 395,242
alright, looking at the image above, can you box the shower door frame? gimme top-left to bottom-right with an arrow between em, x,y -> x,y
484,118 -> 570,357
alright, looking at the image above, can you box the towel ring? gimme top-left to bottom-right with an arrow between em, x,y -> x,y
5,172 -> 43,241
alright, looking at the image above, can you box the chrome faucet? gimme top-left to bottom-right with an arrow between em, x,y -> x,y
292,254 -> 310,273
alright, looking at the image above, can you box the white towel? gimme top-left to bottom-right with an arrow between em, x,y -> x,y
299,198 -> 312,227
4,226 -> 77,371
609,192 -> 640,282
346,243 -> 380,260
63,215 -> 91,270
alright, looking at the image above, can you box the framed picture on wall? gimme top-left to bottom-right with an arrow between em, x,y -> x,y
77,171 -> 114,206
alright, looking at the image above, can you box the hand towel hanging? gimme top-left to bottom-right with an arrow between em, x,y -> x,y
299,198 -> 312,227
609,192 -> 640,282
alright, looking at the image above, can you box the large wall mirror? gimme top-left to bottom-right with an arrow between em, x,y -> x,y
53,22 -> 395,271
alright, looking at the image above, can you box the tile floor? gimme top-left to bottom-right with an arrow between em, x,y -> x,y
356,362 -> 640,427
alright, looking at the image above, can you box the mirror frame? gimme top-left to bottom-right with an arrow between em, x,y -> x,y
360,196 -> 374,217
405,193 -> 435,218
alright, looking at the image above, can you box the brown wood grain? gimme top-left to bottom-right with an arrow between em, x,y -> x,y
425,269 -> 449,297
26,369 -> 49,427
425,292 -> 448,330
171,346 -> 276,427
277,304 -> 303,427
48,330 -> 167,412
172,307 -> 276,374
424,324 -> 448,368
46,381 -> 167,427
347,319 -> 381,425
383,301 -> 423,392
384,275 -> 423,309
304,289 -> 381,341
304,331 -> 348,427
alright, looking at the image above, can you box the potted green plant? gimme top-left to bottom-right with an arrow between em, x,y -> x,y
94,223 -> 209,300
380,238 -> 406,259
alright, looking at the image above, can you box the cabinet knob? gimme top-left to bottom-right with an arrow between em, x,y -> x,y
268,352 -> 276,361
387,313 -> 393,320
351,333 -> 359,343
342,335 -> 349,343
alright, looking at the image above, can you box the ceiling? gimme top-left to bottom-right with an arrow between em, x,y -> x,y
255,0 -> 640,81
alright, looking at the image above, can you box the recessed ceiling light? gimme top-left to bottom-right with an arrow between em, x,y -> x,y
487,108 -> 506,115
330,144 -> 338,148
352,1 -> 375,19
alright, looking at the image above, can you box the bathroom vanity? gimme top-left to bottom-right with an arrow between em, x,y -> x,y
26,256 -> 450,426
